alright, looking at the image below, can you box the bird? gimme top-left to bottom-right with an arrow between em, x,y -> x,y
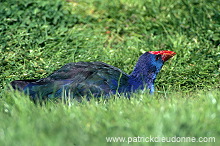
10,50 -> 176,101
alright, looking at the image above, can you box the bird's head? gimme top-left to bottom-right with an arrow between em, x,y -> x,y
129,50 -> 176,93
135,50 -> 176,71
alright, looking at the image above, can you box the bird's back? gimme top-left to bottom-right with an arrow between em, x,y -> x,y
16,62 -> 130,101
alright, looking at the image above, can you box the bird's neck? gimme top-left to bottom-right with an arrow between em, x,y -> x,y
128,60 -> 163,94
128,70 -> 156,93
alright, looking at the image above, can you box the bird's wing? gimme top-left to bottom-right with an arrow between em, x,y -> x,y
24,62 -> 129,100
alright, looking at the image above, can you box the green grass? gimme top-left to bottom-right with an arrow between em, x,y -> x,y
0,0 -> 219,145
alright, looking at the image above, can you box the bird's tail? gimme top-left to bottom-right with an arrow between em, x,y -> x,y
10,79 -> 39,91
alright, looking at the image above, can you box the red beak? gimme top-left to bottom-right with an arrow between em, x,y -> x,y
149,50 -> 176,62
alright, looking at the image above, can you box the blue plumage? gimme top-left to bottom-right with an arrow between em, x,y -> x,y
10,51 -> 176,101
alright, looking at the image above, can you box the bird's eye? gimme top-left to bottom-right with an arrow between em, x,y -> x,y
155,55 -> 161,61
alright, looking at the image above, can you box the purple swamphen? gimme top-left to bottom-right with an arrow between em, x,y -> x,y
11,50 -> 176,101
